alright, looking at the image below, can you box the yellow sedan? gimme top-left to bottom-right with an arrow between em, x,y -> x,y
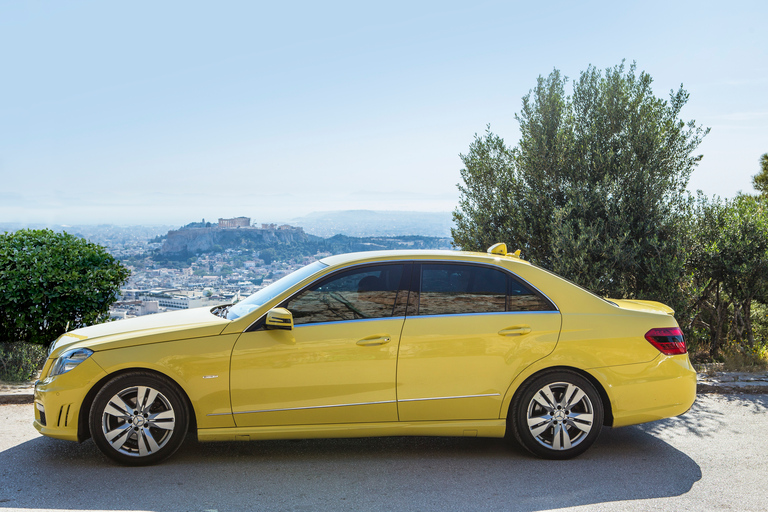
34,244 -> 696,465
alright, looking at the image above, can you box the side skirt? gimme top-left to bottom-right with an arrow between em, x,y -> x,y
197,419 -> 507,442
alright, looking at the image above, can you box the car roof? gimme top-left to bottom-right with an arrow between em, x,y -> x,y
319,249 -> 532,268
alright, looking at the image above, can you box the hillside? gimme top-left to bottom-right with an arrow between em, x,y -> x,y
159,225 -> 310,257
156,223 -> 452,260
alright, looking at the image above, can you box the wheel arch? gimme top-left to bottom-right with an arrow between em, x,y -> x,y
503,365 -> 614,428
77,367 -> 198,442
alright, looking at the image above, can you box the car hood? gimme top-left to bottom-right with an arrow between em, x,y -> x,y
49,307 -> 230,357
610,299 -> 675,316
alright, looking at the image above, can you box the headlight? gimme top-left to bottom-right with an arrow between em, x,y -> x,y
50,348 -> 93,377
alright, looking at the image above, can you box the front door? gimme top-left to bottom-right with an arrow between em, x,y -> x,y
230,263 -> 408,427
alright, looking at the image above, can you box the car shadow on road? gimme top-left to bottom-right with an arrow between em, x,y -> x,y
0,424 -> 701,512
637,393 -> 768,438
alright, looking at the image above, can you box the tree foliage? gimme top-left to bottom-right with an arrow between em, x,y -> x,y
689,195 -> 768,354
453,61 -> 708,310
259,247 -> 277,265
453,128 -> 520,252
753,153 -> 768,196
0,229 -> 131,345
0,342 -> 47,381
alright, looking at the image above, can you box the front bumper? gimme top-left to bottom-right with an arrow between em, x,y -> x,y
33,357 -> 107,442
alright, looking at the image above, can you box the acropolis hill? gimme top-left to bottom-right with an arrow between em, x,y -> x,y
160,217 -> 308,256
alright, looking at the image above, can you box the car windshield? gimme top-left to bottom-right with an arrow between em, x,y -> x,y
226,261 -> 328,320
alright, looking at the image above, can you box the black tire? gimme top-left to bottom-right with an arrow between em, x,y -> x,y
89,372 -> 189,466
509,370 -> 603,459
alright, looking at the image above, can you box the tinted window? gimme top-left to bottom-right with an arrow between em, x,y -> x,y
285,264 -> 405,325
417,263 -> 555,316
227,261 -> 327,320
419,264 -> 507,315
507,276 -> 554,312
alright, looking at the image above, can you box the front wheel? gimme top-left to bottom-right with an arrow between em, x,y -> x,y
89,372 -> 189,466
510,370 -> 604,459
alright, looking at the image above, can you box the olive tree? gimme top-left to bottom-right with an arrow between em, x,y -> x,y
453,128 -> 523,252
689,195 -> 768,354
0,229 -> 130,345
753,153 -> 768,196
453,61 -> 708,311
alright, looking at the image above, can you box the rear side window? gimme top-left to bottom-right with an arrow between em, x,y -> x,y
507,276 -> 555,312
415,263 -> 555,316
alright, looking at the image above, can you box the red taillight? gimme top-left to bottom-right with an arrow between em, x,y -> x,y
645,327 -> 687,355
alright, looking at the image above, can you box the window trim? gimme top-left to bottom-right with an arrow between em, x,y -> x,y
292,316 -> 408,328
399,310 -> 559,321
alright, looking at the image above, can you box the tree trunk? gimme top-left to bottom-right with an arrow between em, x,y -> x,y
745,299 -> 755,348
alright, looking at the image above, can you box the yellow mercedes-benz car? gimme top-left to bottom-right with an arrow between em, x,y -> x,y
34,244 -> 696,465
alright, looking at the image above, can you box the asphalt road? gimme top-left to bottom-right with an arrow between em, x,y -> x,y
1,394 -> 766,512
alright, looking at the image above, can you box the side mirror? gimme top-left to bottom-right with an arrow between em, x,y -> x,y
265,307 -> 294,330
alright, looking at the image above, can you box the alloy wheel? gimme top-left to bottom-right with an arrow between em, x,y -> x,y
525,381 -> 595,451
101,385 -> 177,458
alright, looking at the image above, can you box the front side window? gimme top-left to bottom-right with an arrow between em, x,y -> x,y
284,264 -> 406,325
227,261 -> 327,320
416,263 -> 555,316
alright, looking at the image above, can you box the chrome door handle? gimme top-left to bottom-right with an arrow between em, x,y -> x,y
498,326 -> 532,336
356,336 -> 391,346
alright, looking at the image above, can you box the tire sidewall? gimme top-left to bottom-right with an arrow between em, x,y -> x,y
511,370 -> 604,460
89,372 -> 188,466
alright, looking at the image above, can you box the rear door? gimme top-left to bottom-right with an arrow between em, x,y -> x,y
396,262 -> 561,421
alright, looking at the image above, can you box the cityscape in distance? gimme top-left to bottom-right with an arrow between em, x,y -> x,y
0,210 -> 454,321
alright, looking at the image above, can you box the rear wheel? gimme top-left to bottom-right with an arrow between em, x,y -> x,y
510,370 -> 603,459
89,372 -> 188,466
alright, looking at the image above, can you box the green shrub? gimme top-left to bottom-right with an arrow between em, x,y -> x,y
0,342 -> 47,382
0,229 -> 130,345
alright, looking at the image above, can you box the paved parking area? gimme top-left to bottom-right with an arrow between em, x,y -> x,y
1,394 -> 767,511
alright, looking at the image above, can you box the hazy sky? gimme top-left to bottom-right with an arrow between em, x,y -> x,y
1,0 -> 766,226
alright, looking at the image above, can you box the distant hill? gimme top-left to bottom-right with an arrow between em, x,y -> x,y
159,224 -> 309,257
319,234 -> 453,254
0,223 -> 174,245
289,210 -> 453,237
155,222 -> 453,260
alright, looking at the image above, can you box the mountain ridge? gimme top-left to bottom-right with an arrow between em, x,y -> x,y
288,210 -> 453,238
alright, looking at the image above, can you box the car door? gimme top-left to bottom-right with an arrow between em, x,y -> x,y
396,262 -> 561,421
229,263 -> 409,427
